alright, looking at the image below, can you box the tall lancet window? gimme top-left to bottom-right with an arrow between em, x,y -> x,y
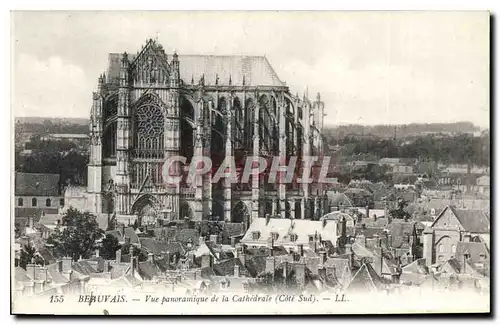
133,99 -> 165,159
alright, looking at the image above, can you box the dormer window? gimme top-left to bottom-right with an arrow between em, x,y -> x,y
308,235 -> 314,242
252,231 -> 261,240
290,234 -> 298,242
270,232 -> 279,241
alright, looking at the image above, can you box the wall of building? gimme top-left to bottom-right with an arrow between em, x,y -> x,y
15,195 -> 63,209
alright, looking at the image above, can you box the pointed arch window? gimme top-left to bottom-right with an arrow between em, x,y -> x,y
133,98 -> 164,159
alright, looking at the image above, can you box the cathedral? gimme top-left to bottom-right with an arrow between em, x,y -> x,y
87,38 -> 326,227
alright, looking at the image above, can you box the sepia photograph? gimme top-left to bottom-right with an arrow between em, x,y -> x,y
10,10 -> 490,315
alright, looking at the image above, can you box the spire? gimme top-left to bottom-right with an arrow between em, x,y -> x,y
191,74 -> 194,85
242,75 -> 246,86
228,74 -> 232,86
215,74 -> 219,85
316,92 -> 321,102
173,49 -> 178,61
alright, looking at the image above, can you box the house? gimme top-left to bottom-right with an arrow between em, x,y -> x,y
392,165 -> 414,175
15,172 -> 63,226
379,158 -> 403,167
13,258 -> 90,298
422,205 -> 490,267
241,215 -> 341,250
476,175 -> 490,194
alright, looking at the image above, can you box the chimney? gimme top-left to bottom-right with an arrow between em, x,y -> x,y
298,244 -> 304,257
387,234 -> 393,248
199,236 -> 205,246
319,266 -> 326,281
365,205 -> 370,220
34,280 -> 45,294
295,262 -> 306,289
148,253 -> 154,263
124,236 -> 131,246
234,264 -> 240,277
28,214 -> 34,229
210,234 -> 218,244
94,248 -> 100,258
265,256 -> 275,274
268,235 -> 275,251
131,256 -> 138,276
165,251 -> 171,265
230,237 -> 236,247
238,246 -> 246,266
34,265 -> 48,282
61,257 -> 73,281
121,224 -> 125,237
201,254 -> 213,269
26,263 -> 36,280
116,249 -> 122,263
423,227 -> 434,267
319,250 -> 327,265
103,260 -> 110,272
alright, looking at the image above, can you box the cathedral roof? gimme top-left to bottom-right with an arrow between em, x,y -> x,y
106,53 -> 286,87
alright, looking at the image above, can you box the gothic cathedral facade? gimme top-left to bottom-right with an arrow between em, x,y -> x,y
87,39 -> 326,227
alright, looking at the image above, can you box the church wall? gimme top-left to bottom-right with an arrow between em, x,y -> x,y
432,208 -> 464,230
102,165 -> 117,187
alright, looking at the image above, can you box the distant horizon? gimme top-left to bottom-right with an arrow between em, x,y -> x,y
13,115 -> 489,130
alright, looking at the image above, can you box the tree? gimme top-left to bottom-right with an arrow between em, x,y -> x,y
99,234 -> 121,260
389,198 -> 412,221
19,243 -> 36,269
47,208 -> 104,261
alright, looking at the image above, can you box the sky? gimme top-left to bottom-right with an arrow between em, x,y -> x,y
11,11 -> 490,127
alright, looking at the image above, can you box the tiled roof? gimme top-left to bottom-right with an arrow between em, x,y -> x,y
47,263 -> 69,284
223,223 -> 246,238
213,258 -> 247,277
38,213 -> 63,227
106,230 -> 124,243
137,261 -> 161,280
107,48 -> 286,87
241,217 -> 339,246
346,263 -> 385,293
175,229 -> 199,245
72,261 -> 97,275
449,206 -> 490,233
36,246 -> 57,265
455,242 -> 489,264
402,258 -> 428,275
123,227 -> 140,244
15,172 -> 60,196
140,238 -> 186,255
385,221 -> 416,248
88,256 -> 106,272
15,267 -> 32,282
244,255 -> 267,278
